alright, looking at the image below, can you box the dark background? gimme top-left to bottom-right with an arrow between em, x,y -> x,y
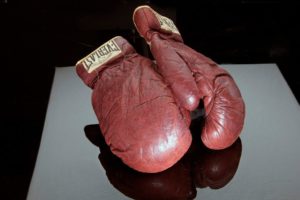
1,0 -> 299,199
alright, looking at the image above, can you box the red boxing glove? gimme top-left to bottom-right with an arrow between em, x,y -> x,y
76,36 -> 192,173
133,6 -> 245,149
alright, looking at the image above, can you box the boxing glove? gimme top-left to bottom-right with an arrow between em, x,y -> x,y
76,36 -> 192,173
84,124 -> 196,200
133,6 -> 245,150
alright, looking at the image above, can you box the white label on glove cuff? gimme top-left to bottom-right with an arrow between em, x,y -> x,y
79,39 -> 122,73
154,12 -> 180,35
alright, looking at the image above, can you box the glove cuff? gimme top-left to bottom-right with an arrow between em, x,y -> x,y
133,5 -> 183,43
76,36 -> 135,88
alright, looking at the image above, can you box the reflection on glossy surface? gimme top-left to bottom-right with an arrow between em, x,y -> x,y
84,118 -> 242,200
189,116 -> 242,190
85,124 -> 195,200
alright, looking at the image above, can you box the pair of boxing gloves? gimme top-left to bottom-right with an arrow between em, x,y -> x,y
76,5 -> 245,173
85,124 -> 242,200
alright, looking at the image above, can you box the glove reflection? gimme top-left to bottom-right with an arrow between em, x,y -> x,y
189,116 -> 242,189
84,120 -> 242,200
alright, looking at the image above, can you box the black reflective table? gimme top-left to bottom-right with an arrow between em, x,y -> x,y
27,64 -> 300,200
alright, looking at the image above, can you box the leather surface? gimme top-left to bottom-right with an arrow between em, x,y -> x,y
76,36 -> 192,173
133,6 -> 245,150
